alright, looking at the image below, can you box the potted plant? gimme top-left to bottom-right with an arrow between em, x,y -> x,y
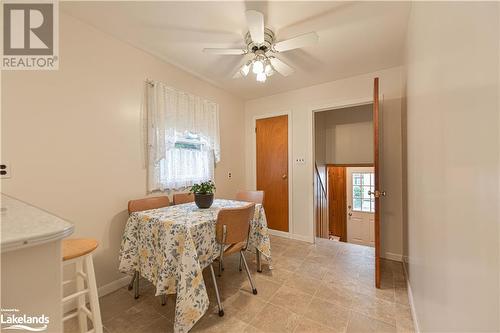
190,180 -> 216,209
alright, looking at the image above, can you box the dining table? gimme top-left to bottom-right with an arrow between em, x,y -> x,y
118,199 -> 272,333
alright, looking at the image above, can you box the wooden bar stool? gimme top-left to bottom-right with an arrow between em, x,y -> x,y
62,239 -> 103,333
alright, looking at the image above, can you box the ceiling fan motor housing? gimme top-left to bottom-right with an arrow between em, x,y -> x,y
245,28 -> 275,53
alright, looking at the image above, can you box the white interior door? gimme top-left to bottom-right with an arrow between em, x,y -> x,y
346,167 -> 375,247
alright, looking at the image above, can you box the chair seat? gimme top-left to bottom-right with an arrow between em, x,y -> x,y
224,242 -> 246,256
63,238 -> 98,261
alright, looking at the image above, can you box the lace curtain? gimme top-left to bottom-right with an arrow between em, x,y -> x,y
147,80 -> 220,192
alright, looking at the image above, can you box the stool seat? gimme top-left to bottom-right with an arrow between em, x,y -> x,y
63,239 -> 98,261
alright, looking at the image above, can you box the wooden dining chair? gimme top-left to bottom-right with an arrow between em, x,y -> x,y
235,191 -> 265,272
128,196 -> 170,214
173,193 -> 194,205
235,190 -> 264,204
127,196 -> 170,301
210,203 -> 257,317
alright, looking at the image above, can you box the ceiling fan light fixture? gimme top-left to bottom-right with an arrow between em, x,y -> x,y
252,60 -> 264,74
240,63 -> 251,76
256,72 -> 267,83
264,63 -> 274,76
206,10 -> 316,83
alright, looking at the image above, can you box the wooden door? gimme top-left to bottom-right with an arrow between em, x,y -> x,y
256,115 -> 289,232
327,166 -> 347,241
373,77 -> 382,288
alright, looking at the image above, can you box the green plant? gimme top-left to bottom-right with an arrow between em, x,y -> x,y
190,180 -> 216,195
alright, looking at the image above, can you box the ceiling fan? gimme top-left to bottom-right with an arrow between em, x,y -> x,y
203,10 -> 319,83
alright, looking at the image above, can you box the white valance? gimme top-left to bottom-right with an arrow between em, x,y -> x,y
147,80 -> 220,192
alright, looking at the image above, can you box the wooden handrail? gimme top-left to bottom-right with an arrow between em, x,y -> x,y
314,163 -> 327,196
314,163 -> 329,238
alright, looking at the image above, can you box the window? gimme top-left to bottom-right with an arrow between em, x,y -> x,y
352,172 -> 375,213
147,82 -> 220,192
159,130 -> 215,189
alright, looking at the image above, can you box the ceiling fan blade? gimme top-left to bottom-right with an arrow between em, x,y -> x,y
203,48 -> 246,55
273,32 -> 319,52
245,10 -> 265,44
269,57 -> 295,77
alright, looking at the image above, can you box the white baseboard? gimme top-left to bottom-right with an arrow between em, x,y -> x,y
268,229 -> 290,238
268,229 -> 314,243
98,275 -> 130,297
403,258 -> 420,333
290,233 -> 314,243
382,251 -> 403,262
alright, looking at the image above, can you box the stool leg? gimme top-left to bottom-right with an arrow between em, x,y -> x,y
76,260 -> 88,333
85,255 -> 103,333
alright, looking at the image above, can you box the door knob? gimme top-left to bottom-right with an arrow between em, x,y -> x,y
368,190 -> 386,198
282,174 -> 287,180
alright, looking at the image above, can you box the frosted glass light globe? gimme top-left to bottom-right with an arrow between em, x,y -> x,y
241,64 -> 250,76
256,72 -> 267,82
252,60 -> 264,74
264,64 -> 273,75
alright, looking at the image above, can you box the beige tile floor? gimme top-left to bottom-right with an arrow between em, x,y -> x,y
65,235 -> 415,333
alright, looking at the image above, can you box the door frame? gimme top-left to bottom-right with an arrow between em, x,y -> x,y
252,110 -> 293,237
311,97 -> 375,241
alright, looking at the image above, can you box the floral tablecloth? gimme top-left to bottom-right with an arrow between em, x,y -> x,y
118,199 -> 272,333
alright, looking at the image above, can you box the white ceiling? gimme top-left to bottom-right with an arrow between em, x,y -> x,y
62,1 -> 410,100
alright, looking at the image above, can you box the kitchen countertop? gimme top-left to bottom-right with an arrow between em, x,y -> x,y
1,194 -> 74,252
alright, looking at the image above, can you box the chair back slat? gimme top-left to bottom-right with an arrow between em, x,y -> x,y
216,203 -> 255,245
128,196 -> 170,214
235,191 -> 264,204
173,193 -> 194,205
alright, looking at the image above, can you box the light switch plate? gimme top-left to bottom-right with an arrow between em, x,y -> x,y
0,163 -> 11,178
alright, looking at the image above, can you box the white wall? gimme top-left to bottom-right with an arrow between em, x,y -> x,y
498,5 -> 500,330
314,111 -> 327,186
1,13 -> 245,288
245,67 -> 404,259
322,104 -> 373,165
405,2 -> 499,331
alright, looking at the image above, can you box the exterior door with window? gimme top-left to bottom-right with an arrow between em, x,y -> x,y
346,167 -> 375,247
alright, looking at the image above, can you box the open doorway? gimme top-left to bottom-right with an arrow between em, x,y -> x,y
313,103 -> 374,248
